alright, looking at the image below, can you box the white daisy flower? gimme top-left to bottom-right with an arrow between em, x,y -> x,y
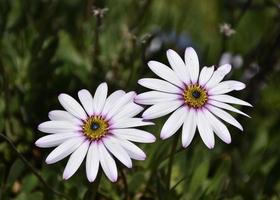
35,82 -> 155,182
135,47 -> 251,149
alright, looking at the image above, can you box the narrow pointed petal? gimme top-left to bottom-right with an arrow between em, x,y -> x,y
138,78 -> 182,94
208,100 -> 250,117
78,89 -> 94,116
103,136 -> 132,168
142,100 -> 183,120
106,92 -> 136,120
167,49 -> 190,84
148,61 -> 184,88
197,111 -> 215,149
160,106 -> 188,139
185,47 -> 199,83
102,90 -> 126,116
199,66 -> 214,86
63,140 -> 90,180
207,105 -> 243,131
86,142 -> 100,182
48,110 -> 82,125
35,133 -> 79,148
110,118 -> 154,129
111,103 -> 143,121
182,108 -> 196,148
203,109 -> 231,144
93,83 -> 108,115
111,136 -> 146,160
98,142 -> 118,182
209,94 -> 252,107
205,64 -> 232,89
38,121 -> 80,134
58,94 -> 88,120
135,91 -> 180,105
209,81 -> 246,95
111,128 -> 156,143
45,137 -> 84,164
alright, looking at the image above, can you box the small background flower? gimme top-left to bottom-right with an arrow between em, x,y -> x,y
0,1 -> 279,200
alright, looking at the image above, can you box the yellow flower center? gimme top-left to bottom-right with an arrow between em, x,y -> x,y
183,84 -> 208,108
82,116 -> 109,140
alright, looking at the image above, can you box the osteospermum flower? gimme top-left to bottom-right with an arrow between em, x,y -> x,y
135,47 -> 251,149
35,83 -> 155,182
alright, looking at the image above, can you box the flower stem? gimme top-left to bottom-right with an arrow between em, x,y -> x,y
86,172 -> 102,200
120,167 -> 129,200
166,134 -> 179,190
0,133 -> 70,200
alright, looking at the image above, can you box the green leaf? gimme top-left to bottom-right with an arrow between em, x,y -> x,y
7,158 -> 25,188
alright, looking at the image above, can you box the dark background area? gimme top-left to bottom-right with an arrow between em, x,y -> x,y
0,0 -> 280,199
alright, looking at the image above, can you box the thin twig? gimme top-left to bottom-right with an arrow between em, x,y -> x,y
0,133 -> 70,200
170,176 -> 188,192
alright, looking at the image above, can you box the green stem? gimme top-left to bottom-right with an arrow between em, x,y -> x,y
120,167 -> 129,200
0,133 -> 70,200
166,135 -> 179,190
86,172 -> 102,200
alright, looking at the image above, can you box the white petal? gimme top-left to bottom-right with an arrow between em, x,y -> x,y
110,118 -> 154,129
98,141 -> 118,182
134,91 -> 180,105
196,111 -> 215,149
209,81 -> 246,95
35,133 -> 79,148
167,49 -> 190,84
48,110 -> 82,125
58,94 -> 88,120
45,137 -> 84,164
86,142 -> 100,182
205,64 -> 232,89
63,140 -> 90,180
38,121 -> 80,134
138,78 -> 182,94
182,108 -> 197,148
111,103 -> 143,121
147,61 -> 184,88
203,109 -> 231,144
102,90 -> 126,116
208,100 -> 250,117
199,66 -> 214,86
207,105 -> 243,131
103,136 -> 132,168
160,106 -> 188,139
106,92 -> 136,120
209,94 -> 252,107
93,83 -> 108,115
78,89 -> 94,116
111,136 -> 146,160
142,100 -> 183,120
111,128 -> 156,143
185,47 -> 199,83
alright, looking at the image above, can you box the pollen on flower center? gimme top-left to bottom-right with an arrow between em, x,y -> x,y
183,84 -> 208,108
83,115 -> 109,140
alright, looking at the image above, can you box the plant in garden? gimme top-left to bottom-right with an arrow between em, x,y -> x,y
35,82 -> 156,182
136,47 -> 252,148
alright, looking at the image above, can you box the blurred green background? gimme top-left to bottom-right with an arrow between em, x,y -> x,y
1,0 -> 280,199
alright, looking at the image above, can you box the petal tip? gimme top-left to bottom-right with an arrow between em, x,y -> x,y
45,158 -> 52,164
160,133 -> 169,140
111,176 -> 118,182
62,173 -> 71,180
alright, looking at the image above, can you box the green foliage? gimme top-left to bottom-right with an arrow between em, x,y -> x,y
1,0 -> 280,199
